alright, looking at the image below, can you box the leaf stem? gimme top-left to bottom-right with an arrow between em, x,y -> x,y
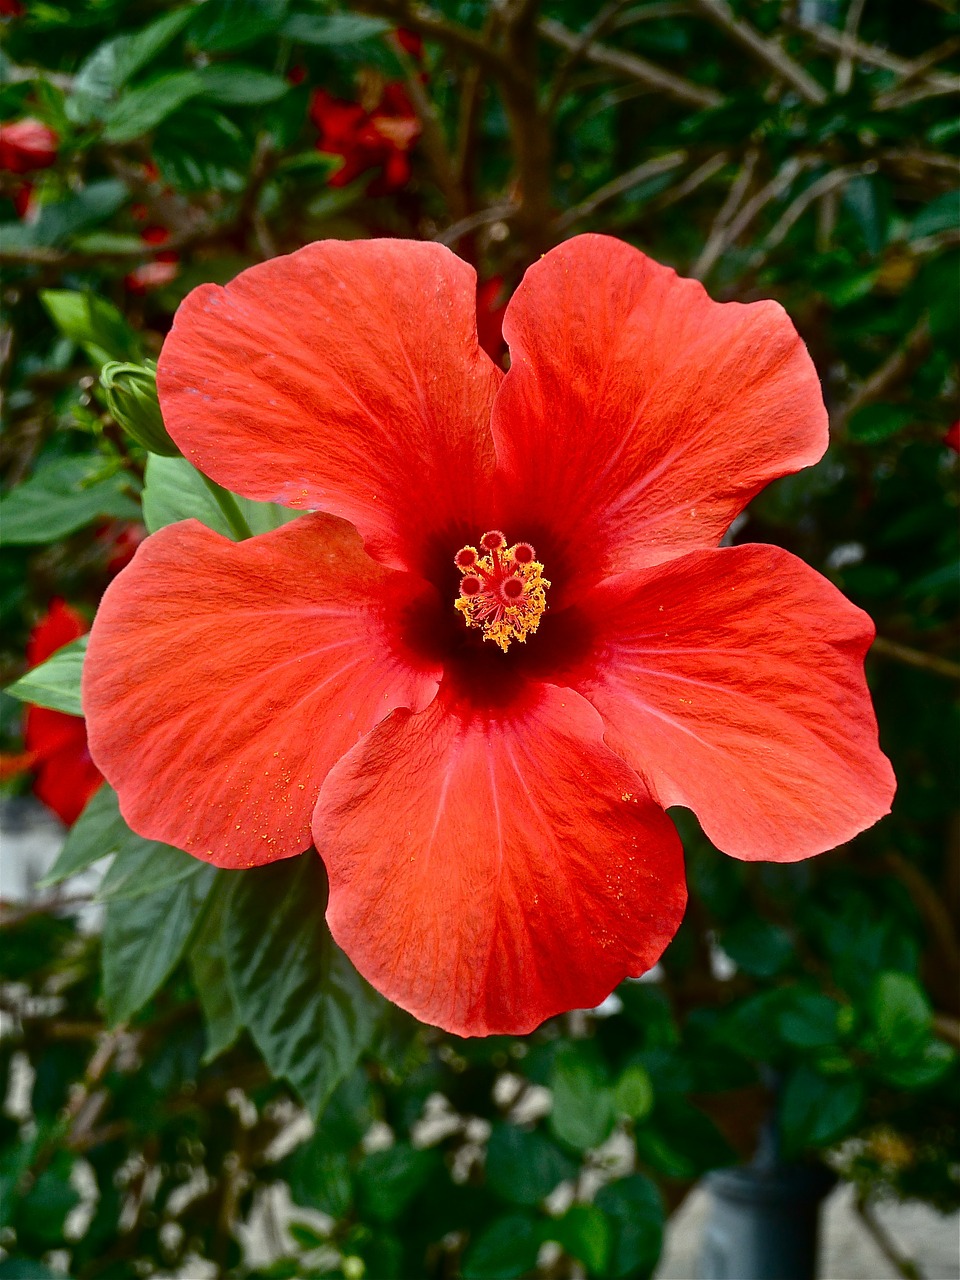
200,475 -> 253,541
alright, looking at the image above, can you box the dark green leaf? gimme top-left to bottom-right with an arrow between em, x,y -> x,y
281,13 -> 391,44
188,890 -> 242,1063
911,190 -> 959,240
485,1123 -> 576,1206
780,1066 -> 862,1153
29,180 -> 129,248
286,1135 -> 353,1217
41,785 -> 128,886
190,0 -> 289,53
848,404 -> 914,443
721,918 -> 794,978
222,855 -> 382,1118
779,991 -> 843,1048
0,457 -> 140,545
97,833 -> 199,901
462,1214 -> 541,1280
5,635 -> 85,716
102,863 -> 217,1023
594,1175 -> 664,1279
355,1144 -> 435,1222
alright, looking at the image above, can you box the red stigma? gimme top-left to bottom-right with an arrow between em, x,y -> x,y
480,530 -> 506,550
460,575 -> 482,597
455,547 -> 478,569
501,577 -> 524,601
513,543 -> 535,564
453,534 -> 550,651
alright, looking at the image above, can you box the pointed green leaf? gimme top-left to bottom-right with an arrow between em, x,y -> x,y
102,71 -> 204,144
142,454 -> 297,538
5,636 -> 86,716
189,890 -> 242,1063
222,855 -> 382,1117
41,785 -> 127,886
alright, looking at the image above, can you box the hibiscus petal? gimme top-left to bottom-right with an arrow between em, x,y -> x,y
571,545 -> 895,861
315,682 -> 686,1036
493,234 -> 827,586
83,515 -> 441,867
157,239 -> 501,576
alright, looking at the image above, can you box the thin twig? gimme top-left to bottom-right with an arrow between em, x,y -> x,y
790,17 -> 959,96
652,150 -> 729,211
855,1194 -> 924,1280
832,318 -> 931,433
393,40 -> 468,222
749,163 -> 874,265
835,0 -> 867,94
555,150 -> 687,229
694,0 -> 828,104
435,202 -> 518,246
538,16 -> 723,109
545,0 -> 631,115
870,636 -> 960,682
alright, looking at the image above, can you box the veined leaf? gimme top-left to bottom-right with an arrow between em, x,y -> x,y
41,290 -> 142,365
142,454 -> 297,539
0,456 -> 140,545
5,635 -> 86,716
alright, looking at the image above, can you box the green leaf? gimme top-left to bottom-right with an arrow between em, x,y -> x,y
142,453 -> 297,538
29,180 -> 129,248
102,862 -> 217,1023
779,991 -> 842,1048
188,890 -> 242,1063
190,0 -> 290,53
554,1204 -> 611,1274
68,8 -> 195,123
41,785 -> 128,886
0,456 -> 140,545
780,1065 -> 862,1153
720,917 -> 793,978
594,1175 -> 664,1279
199,64 -> 289,106
869,971 -> 932,1056
848,404 -> 914,444
549,1045 -> 614,1152
485,1124 -> 576,1206
281,13 -> 391,44
879,1039 -> 955,1089
97,834 -> 199,902
355,1144 -> 436,1222
462,1214 -> 541,1280
285,1134 -> 353,1217
613,1064 -> 654,1120
221,855 -> 382,1118
41,290 -> 142,365
911,190 -> 959,240
102,71 -> 204,143
5,635 -> 85,716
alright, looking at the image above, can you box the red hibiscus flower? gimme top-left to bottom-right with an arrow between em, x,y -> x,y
476,276 -> 508,363
83,236 -> 895,1036
7,601 -> 103,826
945,421 -> 959,453
309,83 -> 419,194
0,118 -> 58,175
125,225 -> 180,294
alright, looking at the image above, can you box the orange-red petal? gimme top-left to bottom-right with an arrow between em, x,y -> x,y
493,234 -> 828,591
316,683 -> 686,1036
157,239 -> 501,577
570,544 -> 895,861
83,515 -> 441,867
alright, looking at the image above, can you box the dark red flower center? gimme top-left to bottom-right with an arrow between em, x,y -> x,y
453,531 -> 550,652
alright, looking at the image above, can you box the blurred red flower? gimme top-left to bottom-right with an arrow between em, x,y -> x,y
125,225 -> 179,294
4,601 -> 102,826
0,118 -> 58,174
0,0 -> 25,16
310,82 -> 419,193
85,236 -> 894,1035
945,421 -> 959,452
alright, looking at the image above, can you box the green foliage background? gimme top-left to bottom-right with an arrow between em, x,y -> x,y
1,1 -> 957,1277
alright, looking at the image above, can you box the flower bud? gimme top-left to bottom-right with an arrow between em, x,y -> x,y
100,360 -> 180,457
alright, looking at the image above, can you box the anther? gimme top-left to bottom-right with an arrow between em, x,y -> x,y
453,533 -> 550,652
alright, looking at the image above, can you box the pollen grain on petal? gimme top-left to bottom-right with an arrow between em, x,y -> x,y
453,535 -> 550,652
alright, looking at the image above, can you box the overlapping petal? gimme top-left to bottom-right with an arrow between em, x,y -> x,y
492,235 -> 828,593
568,544 -> 895,861
83,515 -> 441,867
157,239 -> 502,576
316,682 -> 686,1036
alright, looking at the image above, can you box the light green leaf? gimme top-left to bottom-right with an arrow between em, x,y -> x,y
0,456 -> 140,545
549,1046 -> 614,1152
199,64 -> 289,106
41,290 -> 142,365
103,862 -> 217,1023
103,71 -> 204,143
68,8 -> 195,123
222,855 -> 382,1118
5,636 -> 86,716
281,13 -> 391,44
554,1204 -> 611,1274
142,453 -> 297,539
97,835 -> 199,902
869,971 -> 932,1056
613,1063 -> 655,1120
41,785 -> 129,886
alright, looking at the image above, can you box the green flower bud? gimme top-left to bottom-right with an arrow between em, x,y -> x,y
100,360 -> 180,457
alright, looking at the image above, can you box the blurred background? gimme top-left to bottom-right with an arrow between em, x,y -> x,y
0,1 -> 958,1278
